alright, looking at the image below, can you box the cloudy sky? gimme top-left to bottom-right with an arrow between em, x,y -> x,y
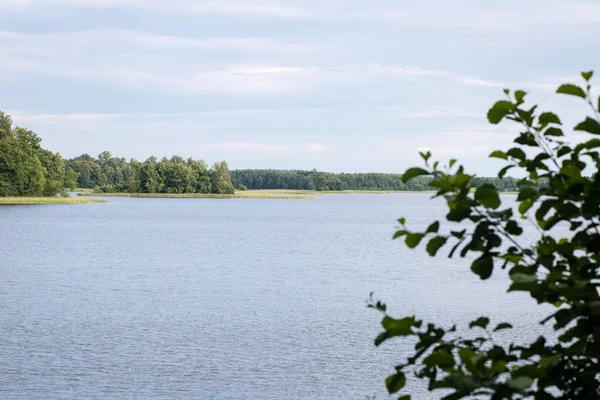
1,0 -> 599,174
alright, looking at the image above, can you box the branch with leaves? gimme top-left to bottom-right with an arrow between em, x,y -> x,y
371,71 -> 600,400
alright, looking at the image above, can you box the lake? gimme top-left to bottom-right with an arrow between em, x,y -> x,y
0,193 -> 550,399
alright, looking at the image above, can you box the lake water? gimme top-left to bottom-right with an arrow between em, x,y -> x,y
0,193 -> 551,399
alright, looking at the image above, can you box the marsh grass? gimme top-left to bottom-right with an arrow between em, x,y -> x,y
0,197 -> 107,205
77,191 -> 314,199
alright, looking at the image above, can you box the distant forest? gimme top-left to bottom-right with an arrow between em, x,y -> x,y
66,155 -> 522,194
66,152 -> 236,194
230,169 -> 521,192
0,110 -> 526,197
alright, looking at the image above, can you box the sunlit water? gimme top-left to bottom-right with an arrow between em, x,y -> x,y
0,193 -> 552,399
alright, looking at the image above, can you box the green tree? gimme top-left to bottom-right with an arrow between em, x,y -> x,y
211,161 -> 235,194
370,72 -> 600,399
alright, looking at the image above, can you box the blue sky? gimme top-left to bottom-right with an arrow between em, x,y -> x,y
1,0 -> 599,174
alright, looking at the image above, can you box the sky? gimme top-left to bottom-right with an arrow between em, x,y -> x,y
1,0 -> 599,174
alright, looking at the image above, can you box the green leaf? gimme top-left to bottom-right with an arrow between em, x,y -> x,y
376,316 -> 418,345
557,83 -> 586,99
544,127 -> 564,137
489,150 -> 508,160
494,322 -> 513,331
498,165 -> 515,179
398,396 -> 411,400
475,184 -> 501,209
514,90 -> 527,104
425,349 -> 455,368
505,220 -> 523,235
398,218 -> 406,225
402,168 -> 430,183
449,159 -> 457,168
510,273 -> 537,284
491,360 -> 508,373
508,376 -> 534,391
426,221 -> 440,233
471,256 -> 494,280
506,147 -> 526,160
469,316 -> 490,329
393,230 -> 407,239
574,117 -> 600,135
386,372 -> 406,394
538,112 -> 561,125
426,236 -> 447,256
405,233 -> 424,249
582,71 -> 594,81
575,138 -> 600,152
487,100 -> 515,124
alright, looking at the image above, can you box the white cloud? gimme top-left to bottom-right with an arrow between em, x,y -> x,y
204,142 -> 289,152
0,0 -> 319,18
307,143 -> 327,151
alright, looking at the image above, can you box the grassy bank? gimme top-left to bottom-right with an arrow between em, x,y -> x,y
75,189 -> 448,199
78,190 -> 314,199
0,197 -> 107,205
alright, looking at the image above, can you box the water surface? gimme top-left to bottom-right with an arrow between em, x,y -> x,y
0,194 -> 549,399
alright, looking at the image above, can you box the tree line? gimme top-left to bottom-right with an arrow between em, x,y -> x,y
0,109 -> 529,197
66,153 -> 235,194
230,169 -> 523,192
0,112 -> 77,196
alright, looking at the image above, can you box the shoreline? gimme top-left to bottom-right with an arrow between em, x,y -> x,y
0,197 -> 107,205
77,189 -> 519,199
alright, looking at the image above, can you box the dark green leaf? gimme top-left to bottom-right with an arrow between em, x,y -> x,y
507,147 -> 526,160
489,150 -> 508,160
544,127 -> 564,137
494,322 -> 513,331
386,372 -> 406,394
498,165 -> 515,179
505,220 -> 523,235
398,396 -> 411,400
582,71 -> 593,81
393,230 -> 407,239
471,256 -> 494,279
557,83 -> 586,99
519,199 -> 533,214
475,184 -> 501,209
425,349 -> 455,368
426,221 -> 440,234
469,316 -> 490,329
402,168 -> 430,183
426,236 -> 447,256
557,146 -> 572,157
574,117 -> 600,135
405,233 -> 424,249
376,316 -> 418,345
538,112 -> 561,125
449,159 -> 457,168
487,100 -> 515,124
514,90 -> 527,104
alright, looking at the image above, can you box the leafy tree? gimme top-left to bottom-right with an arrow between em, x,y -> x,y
0,112 -> 79,197
211,161 -> 235,194
370,72 -> 600,399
